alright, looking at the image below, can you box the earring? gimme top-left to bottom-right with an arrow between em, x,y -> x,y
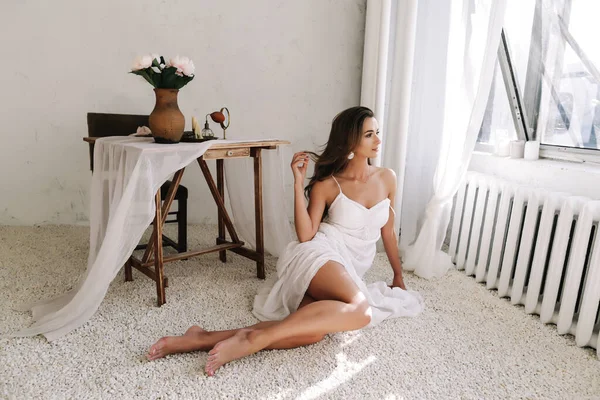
347,151 -> 354,160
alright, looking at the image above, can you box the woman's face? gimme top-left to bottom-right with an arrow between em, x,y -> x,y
353,117 -> 381,159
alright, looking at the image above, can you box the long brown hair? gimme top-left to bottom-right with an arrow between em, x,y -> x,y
304,106 -> 374,205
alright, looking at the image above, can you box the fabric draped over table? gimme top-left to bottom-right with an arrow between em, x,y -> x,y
11,136 -> 292,341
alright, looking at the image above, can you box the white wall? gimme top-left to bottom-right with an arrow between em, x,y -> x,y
0,0 -> 366,225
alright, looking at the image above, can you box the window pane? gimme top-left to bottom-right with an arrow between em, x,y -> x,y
538,0 -> 600,149
477,60 -> 519,146
477,0 -> 534,147
502,0 -> 536,96
540,43 -> 600,149
503,0 -> 600,150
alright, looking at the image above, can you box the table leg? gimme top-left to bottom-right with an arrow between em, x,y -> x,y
142,169 -> 185,264
253,149 -> 265,279
124,259 -> 133,282
216,159 -> 226,263
154,190 -> 166,306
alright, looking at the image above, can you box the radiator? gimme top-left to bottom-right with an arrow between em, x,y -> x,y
449,171 -> 600,358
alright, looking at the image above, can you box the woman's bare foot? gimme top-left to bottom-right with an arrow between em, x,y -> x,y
205,329 -> 262,376
147,326 -> 209,361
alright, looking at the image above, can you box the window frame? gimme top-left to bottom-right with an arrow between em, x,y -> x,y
477,0 -> 600,164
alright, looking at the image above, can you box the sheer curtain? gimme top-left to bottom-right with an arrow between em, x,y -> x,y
402,0 -> 507,279
361,0 -> 418,234
399,0 -> 452,253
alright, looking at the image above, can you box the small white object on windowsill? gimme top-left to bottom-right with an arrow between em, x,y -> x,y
495,139 -> 511,157
509,140 -> 525,159
524,140 -> 540,160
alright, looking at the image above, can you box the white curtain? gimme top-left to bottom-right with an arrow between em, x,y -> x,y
402,0 -> 507,279
361,0 -> 391,158
361,0 -> 419,234
399,0 -> 453,252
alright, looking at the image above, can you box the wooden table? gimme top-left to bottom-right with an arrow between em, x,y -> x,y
83,137 -> 289,305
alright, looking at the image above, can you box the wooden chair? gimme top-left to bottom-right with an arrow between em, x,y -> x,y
86,112 -> 188,253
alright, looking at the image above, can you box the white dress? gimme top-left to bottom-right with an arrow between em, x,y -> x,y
253,177 -> 424,326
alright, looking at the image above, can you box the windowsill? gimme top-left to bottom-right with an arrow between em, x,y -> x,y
469,151 -> 600,199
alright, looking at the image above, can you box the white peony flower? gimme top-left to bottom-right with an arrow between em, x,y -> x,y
182,60 -> 195,77
131,55 -> 153,71
169,55 -> 195,77
151,66 -> 161,73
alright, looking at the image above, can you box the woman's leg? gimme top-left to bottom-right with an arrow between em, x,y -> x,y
147,295 -> 321,360
205,261 -> 371,375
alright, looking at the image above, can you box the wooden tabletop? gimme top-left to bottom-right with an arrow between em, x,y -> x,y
83,137 -> 290,149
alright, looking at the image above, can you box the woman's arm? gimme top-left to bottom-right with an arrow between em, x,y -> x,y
291,152 -> 328,243
380,168 -> 406,290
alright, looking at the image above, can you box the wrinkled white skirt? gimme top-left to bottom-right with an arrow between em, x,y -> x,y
252,223 -> 424,326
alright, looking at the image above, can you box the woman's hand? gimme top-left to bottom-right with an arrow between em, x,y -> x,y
389,275 -> 406,290
291,152 -> 309,184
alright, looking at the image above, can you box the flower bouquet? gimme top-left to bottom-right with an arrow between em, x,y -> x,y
130,54 -> 196,143
130,54 -> 195,89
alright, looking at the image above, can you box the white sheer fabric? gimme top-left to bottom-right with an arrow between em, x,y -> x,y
399,0 -> 452,252
402,0 -> 507,279
361,0 -> 392,168
224,148 -> 293,257
11,136 -> 291,341
361,0 -> 418,234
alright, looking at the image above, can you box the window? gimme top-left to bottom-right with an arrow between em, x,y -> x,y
477,0 -> 600,162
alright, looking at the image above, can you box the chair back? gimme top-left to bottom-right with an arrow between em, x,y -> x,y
86,113 -> 149,171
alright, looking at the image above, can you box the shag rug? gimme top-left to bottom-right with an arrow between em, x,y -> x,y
1,225 -> 599,400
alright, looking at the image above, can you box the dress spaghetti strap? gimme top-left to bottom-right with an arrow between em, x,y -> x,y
331,176 -> 342,195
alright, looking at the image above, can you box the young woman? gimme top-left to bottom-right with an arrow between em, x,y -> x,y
147,106 -> 424,376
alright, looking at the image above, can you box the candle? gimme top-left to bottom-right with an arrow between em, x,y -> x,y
192,116 -> 199,134
510,140 -> 525,158
524,140 -> 540,160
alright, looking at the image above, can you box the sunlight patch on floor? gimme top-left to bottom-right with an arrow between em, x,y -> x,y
296,353 -> 377,400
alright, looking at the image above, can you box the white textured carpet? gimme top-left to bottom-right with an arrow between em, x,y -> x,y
1,225 -> 599,400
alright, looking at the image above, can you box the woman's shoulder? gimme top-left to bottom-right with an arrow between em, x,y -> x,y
372,166 -> 396,181
372,167 -> 397,193
311,176 -> 339,200
312,176 -> 337,189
